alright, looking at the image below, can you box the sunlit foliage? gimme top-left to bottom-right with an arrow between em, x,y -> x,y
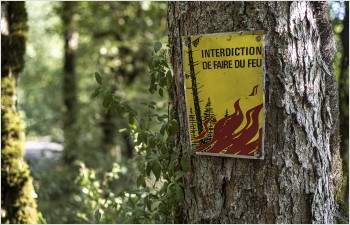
17,1 -> 168,223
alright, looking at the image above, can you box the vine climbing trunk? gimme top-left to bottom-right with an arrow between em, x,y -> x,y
61,1 -> 79,163
168,1 -> 343,223
1,2 -> 39,223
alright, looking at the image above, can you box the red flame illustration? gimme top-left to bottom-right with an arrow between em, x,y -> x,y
249,85 -> 259,96
196,100 -> 263,156
194,116 -> 215,141
196,99 -> 243,151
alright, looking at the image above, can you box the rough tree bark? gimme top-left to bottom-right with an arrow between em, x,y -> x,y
61,1 -> 79,163
168,1 -> 342,223
1,2 -> 39,223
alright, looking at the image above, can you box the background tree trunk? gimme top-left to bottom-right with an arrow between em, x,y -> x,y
61,2 -> 79,163
339,1 -> 349,208
1,2 -> 39,223
168,1 -> 343,223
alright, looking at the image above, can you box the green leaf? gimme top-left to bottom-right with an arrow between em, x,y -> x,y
151,201 -> 162,211
95,72 -> 102,85
128,113 -> 135,125
129,123 -> 137,130
91,87 -> 100,99
174,185 -> 184,202
102,94 -> 113,108
148,104 -> 155,109
94,209 -> 101,221
137,175 -> 146,188
166,70 -> 172,85
150,72 -> 156,85
159,77 -> 167,87
149,84 -> 157,94
153,162 -> 161,181
139,163 -> 146,173
148,137 -> 155,149
180,158 -> 190,173
160,145 -> 167,154
160,124 -> 166,135
174,171 -> 186,181
148,61 -> 155,70
146,162 -> 153,176
168,155 -> 177,171
154,42 -> 162,53
162,59 -> 169,68
159,88 -> 163,97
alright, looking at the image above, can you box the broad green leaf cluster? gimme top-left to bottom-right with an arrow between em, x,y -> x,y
92,43 -> 193,223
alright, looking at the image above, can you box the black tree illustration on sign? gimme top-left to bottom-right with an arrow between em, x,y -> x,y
203,97 -> 217,142
225,109 -> 229,118
185,36 -> 203,134
189,107 -> 198,145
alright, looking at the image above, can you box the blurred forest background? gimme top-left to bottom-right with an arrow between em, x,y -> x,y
1,1 -> 349,223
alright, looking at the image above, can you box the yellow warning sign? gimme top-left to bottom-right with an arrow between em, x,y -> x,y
183,31 -> 265,159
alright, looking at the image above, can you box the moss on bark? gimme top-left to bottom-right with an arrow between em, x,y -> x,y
1,2 -> 39,223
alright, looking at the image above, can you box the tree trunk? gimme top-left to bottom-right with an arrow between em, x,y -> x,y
100,110 -> 134,163
61,2 -> 79,163
1,2 -> 39,223
339,1 -> 349,208
168,1 -> 342,223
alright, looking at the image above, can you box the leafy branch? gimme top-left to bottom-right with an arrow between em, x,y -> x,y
91,42 -> 193,223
